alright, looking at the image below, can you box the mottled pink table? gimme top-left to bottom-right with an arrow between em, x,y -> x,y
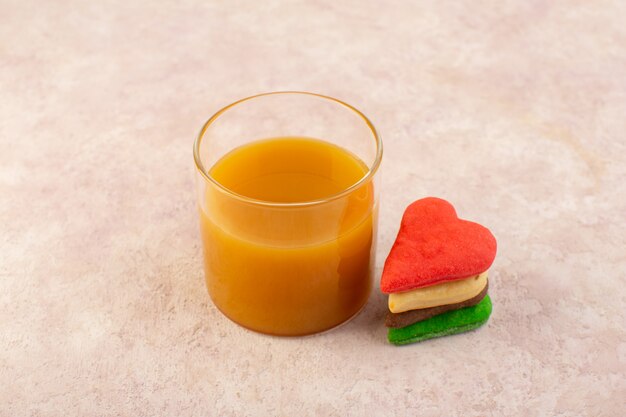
2,1 -> 624,416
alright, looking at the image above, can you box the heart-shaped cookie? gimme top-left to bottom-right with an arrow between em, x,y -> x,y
380,197 -> 497,293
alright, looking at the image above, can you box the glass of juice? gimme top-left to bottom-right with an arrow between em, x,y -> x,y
193,92 -> 382,336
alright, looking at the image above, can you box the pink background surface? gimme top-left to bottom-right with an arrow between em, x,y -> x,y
1,1 -> 625,415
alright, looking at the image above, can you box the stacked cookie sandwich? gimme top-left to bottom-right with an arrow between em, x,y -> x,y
381,197 -> 496,345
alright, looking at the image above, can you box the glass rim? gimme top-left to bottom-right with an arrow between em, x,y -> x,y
193,91 -> 383,208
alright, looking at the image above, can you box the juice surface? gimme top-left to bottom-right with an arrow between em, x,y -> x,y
200,137 -> 376,336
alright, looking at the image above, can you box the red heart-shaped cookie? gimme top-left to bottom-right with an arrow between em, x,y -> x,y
380,197 -> 497,293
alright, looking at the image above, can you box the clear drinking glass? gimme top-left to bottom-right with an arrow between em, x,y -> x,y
194,92 -> 382,336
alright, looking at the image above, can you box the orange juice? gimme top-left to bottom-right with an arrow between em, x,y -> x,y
199,137 -> 376,336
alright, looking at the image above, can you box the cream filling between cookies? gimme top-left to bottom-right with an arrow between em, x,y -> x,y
388,271 -> 488,313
